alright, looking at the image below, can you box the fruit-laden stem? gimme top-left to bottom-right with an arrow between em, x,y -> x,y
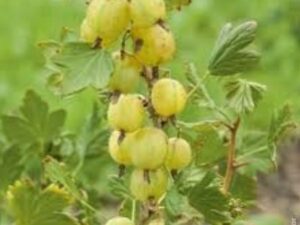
223,117 -> 240,194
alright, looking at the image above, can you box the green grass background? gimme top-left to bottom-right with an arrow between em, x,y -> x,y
0,0 -> 299,130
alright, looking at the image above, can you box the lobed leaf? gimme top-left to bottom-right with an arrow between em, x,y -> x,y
236,131 -> 271,175
188,172 -> 231,224
209,21 -> 260,76
1,90 -> 66,146
108,176 -> 132,199
230,173 -> 256,203
224,79 -> 266,114
164,186 -> 187,221
41,41 -> 114,96
192,126 -> 227,166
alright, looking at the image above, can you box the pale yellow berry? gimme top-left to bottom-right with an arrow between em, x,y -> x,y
132,24 -> 176,66
130,0 -> 166,28
80,19 -> 98,43
151,78 -> 187,117
109,52 -> 141,93
108,94 -> 145,132
108,131 -> 132,165
85,0 -> 130,47
128,127 -> 168,169
130,168 -> 168,202
166,137 -> 192,170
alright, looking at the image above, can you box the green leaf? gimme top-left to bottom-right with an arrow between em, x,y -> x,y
1,90 -> 66,146
209,21 -> 260,76
192,127 -> 227,166
74,102 -> 110,179
224,79 -> 266,114
185,63 -> 215,108
77,102 -> 109,159
0,146 -> 23,193
108,176 -> 131,199
230,173 -> 256,202
41,41 -> 114,96
20,90 -> 49,128
164,186 -> 187,221
7,180 -> 78,225
268,104 -> 296,167
175,166 -> 206,194
236,131 -> 271,175
188,174 -> 230,224
2,116 -> 36,144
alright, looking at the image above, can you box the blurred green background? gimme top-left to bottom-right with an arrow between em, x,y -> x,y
0,0 -> 300,129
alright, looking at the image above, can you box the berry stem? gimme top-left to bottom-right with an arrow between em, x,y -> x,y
223,117 -> 240,194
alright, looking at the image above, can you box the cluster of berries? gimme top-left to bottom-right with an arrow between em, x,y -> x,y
80,0 -> 192,224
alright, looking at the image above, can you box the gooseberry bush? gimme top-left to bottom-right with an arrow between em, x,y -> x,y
0,1 -> 297,225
